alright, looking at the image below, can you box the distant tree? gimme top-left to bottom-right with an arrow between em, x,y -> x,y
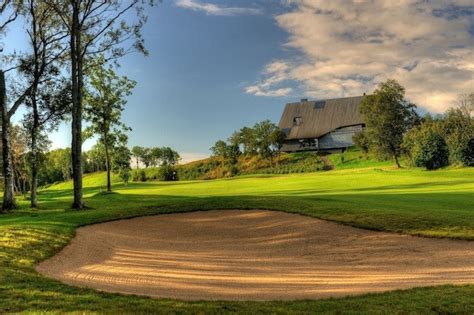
138,147 -> 154,168
352,131 -> 370,157
112,145 -> 131,185
440,108 -> 474,164
10,125 -> 29,197
269,128 -> 286,163
459,138 -> 474,166
360,79 -> 419,168
160,147 -> 180,166
41,148 -> 71,183
84,58 -> 135,192
239,126 -> 257,155
131,146 -> 145,169
85,143 -> 106,173
413,131 -> 449,170
254,120 -> 282,164
211,140 -> 227,168
150,147 -> 163,167
456,93 -> 473,118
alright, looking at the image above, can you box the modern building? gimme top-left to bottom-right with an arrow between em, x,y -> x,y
278,96 -> 365,152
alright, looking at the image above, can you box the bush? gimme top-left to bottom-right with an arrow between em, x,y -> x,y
459,138 -> 474,166
139,170 -> 147,182
413,132 -> 449,170
158,165 -> 178,181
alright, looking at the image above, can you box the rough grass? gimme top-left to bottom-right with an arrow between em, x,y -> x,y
0,166 -> 473,313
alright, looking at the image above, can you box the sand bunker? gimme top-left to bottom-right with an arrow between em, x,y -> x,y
36,210 -> 474,301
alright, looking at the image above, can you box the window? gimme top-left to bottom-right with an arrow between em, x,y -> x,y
293,117 -> 303,126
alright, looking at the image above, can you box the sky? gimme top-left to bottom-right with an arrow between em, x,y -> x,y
2,0 -> 473,163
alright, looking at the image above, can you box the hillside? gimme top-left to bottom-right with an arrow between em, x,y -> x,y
132,147 -> 394,181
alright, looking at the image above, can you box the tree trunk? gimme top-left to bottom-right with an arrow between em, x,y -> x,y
394,155 -> 401,168
30,103 -> 39,208
104,138 -> 111,192
0,70 -> 16,212
70,6 -> 83,209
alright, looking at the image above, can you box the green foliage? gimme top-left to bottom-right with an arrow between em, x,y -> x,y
440,108 -> 474,164
459,139 -> 474,166
360,79 -> 420,167
111,146 -> 131,184
352,131 -> 370,155
157,164 -> 178,181
413,132 -> 449,170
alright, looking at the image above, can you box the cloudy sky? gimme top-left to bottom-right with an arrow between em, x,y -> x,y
4,0 -> 474,162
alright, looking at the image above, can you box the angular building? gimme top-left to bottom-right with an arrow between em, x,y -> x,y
278,96 -> 365,152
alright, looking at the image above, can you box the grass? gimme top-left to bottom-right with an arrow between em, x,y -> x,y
0,166 -> 473,313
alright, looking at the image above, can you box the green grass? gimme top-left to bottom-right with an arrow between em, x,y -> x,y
1,166 -> 474,313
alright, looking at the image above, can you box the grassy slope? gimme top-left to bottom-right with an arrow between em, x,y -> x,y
141,148 -> 393,181
0,167 -> 473,313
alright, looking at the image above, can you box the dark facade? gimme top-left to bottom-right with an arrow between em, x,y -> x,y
278,96 -> 365,152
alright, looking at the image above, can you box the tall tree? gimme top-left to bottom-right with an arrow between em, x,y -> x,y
0,1 -> 38,211
84,59 -> 135,192
131,145 -> 144,169
360,79 -> 419,168
45,0 -> 154,208
19,0 -> 69,207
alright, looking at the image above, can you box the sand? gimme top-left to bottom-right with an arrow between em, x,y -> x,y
36,210 -> 474,301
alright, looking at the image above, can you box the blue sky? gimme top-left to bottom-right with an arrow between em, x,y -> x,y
2,0 -> 473,162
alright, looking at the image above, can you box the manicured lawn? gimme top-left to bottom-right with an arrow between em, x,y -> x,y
1,166 -> 473,313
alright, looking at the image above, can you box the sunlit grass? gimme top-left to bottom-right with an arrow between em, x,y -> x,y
0,166 -> 473,313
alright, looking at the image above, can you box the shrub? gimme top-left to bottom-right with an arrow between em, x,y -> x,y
139,170 -> 147,182
413,132 -> 449,170
158,165 -> 178,181
459,138 -> 474,166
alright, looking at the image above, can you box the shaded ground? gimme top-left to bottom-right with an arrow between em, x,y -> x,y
37,210 -> 474,301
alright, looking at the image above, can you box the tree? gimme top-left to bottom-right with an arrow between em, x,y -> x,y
111,145 -> 131,184
141,147 -> 153,168
45,0 -> 154,209
150,147 -> 163,167
441,108 -> 474,164
131,145 -> 145,169
17,0 -> 69,207
459,138 -> 474,167
254,120 -> 281,164
360,79 -> 419,168
352,131 -> 370,157
239,126 -> 257,155
269,128 -> 286,164
160,147 -> 180,166
84,58 -> 135,192
413,131 -> 449,170
211,140 -> 227,168
456,93 -> 473,118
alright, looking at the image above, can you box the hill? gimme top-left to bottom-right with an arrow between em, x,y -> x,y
134,147 -> 395,181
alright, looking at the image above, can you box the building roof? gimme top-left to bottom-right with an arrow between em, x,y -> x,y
278,96 -> 365,140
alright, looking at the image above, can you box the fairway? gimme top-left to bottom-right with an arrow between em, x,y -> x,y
1,167 -> 474,313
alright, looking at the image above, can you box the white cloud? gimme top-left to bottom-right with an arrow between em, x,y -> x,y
244,60 -> 294,97
175,0 -> 262,16
247,0 -> 474,113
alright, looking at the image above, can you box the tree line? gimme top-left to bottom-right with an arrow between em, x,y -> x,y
210,120 -> 286,176
354,80 -> 473,170
0,1 -> 156,212
131,146 -> 181,169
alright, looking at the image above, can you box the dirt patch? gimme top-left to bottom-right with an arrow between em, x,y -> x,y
36,210 -> 474,301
